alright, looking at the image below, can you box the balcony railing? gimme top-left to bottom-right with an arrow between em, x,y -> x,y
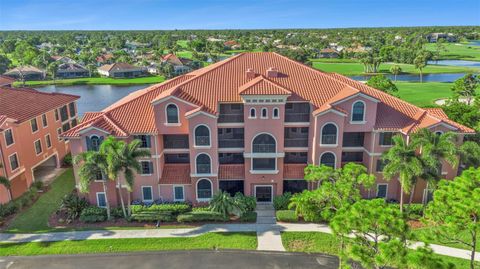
196,164 -> 211,174
284,138 -> 309,148
219,139 -> 244,148
321,135 -> 337,145
218,114 -> 244,123
164,139 -> 189,149
195,136 -> 210,146
285,113 -> 310,123
252,144 -> 276,153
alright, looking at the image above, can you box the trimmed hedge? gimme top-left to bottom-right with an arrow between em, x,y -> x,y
130,203 -> 191,215
131,211 -> 175,222
80,206 -> 107,223
388,203 -> 424,220
177,211 -> 226,223
0,186 -> 39,221
276,210 -> 299,222
239,211 -> 257,222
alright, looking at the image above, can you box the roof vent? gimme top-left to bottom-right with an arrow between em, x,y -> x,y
266,67 -> 279,78
246,68 -> 256,79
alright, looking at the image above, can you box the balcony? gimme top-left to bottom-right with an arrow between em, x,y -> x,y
196,164 -> 211,174
285,113 -> 310,123
218,114 -> 244,123
321,135 -> 337,145
195,136 -> 210,146
219,139 -> 244,148
219,104 -> 244,123
285,103 -> 310,123
342,132 -> 365,147
253,144 -> 276,153
284,138 -> 308,148
163,135 -> 189,149
218,128 -> 244,148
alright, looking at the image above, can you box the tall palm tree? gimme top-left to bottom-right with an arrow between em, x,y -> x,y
0,164 -> 12,201
458,141 -> 480,169
389,65 -> 402,82
382,135 -> 423,212
74,150 -> 112,219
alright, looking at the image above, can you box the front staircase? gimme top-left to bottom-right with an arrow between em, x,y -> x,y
255,203 -> 276,224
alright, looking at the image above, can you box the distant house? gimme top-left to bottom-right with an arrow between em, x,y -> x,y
51,56 -> 75,64
97,63 -> 147,78
224,40 -> 241,49
427,33 -> 457,43
96,53 -> 114,66
162,54 -> 192,75
4,66 -> 46,81
318,48 -> 339,58
57,63 -> 89,79
0,75 -> 15,87
147,63 -> 161,75
125,41 -> 151,50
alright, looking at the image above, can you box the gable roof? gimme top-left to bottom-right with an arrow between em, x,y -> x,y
98,63 -> 143,72
63,52 -> 474,137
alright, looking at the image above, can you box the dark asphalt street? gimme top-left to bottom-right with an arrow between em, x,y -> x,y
0,250 -> 339,269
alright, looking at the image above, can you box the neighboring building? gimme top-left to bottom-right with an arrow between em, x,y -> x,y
0,87 -> 79,204
57,63 -> 89,79
427,33 -> 457,43
317,48 -> 339,58
51,56 -> 75,64
97,63 -> 147,78
4,66 -> 46,81
96,53 -> 114,65
0,75 -> 15,87
224,40 -> 241,50
161,54 -> 192,75
63,52 -> 474,207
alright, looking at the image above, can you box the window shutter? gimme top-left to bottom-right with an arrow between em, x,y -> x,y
148,162 -> 154,174
86,136 -> 92,151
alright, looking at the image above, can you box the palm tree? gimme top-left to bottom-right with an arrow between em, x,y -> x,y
457,141 -> 480,169
74,150 -> 112,219
389,65 -> 402,82
0,164 -> 12,201
382,135 -> 423,212
414,54 -> 427,83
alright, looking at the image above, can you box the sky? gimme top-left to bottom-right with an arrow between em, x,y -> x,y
0,0 -> 479,30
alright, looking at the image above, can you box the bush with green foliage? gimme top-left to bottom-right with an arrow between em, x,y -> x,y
79,206 -> 107,223
388,203 -> 424,220
0,186 -> 40,220
177,211 -> 226,222
111,207 -> 125,219
209,191 -> 244,218
60,194 -> 89,222
130,203 -> 191,215
131,211 -> 175,222
273,192 -> 292,210
31,181 -> 44,190
276,210 -> 299,222
63,153 -> 73,166
233,192 -> 256,212
239,211 -> 257,222
191,206 -> 211,212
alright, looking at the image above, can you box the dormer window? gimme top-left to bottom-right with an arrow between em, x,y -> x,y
261,108 -> 268,119
351,101 -> 365,122
249,108 -> 256,118
166,104 -> 179,124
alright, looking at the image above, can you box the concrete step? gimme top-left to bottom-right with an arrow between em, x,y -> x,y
256,204 -> 274,210
256,216 -> 277,224
255,210 -> 276,217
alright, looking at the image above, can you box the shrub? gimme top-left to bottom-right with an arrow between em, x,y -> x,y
192,206 -> 211,212
0,202 -> 17,219
276,210 -> 299,222
61,194 -> 88,222
130,203 -> 191,215
111,207 -> 125,219
209,191 -> 244,218
239,211 -> 257,222
388,203 -> 424,220
131,211 -> 175,222
234,192 -> 256,212
80,206 -> 107,223
63,153 -> 73,166
273,192 -> 292,210
31,181 -> 44,190
177,211 -> 226,223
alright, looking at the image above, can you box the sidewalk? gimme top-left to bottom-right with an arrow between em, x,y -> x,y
0,222 -> 478,261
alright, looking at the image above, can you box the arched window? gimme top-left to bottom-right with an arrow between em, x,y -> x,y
252,133 -> 276,153
435,131 -> 444,136
197,179 -> 212,200
88,135 -> 103,151
249,108 -> 256,118
261,108 -> 268,118
351,101 -> 365,122
320,152 -> 336,168
166,104 -> 179,124
321,123 -> 337,145
194,125 -> 210,146
196,153 -> 211,174
273,108 -> 279,119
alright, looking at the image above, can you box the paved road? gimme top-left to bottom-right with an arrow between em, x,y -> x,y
0,250 -> 339,269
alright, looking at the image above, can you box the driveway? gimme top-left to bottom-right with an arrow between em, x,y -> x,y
0,250 -> 339,269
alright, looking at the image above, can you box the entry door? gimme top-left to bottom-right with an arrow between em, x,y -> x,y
255,186 -> 272,202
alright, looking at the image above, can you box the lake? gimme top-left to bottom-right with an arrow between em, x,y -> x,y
349,73 -> 466,83
427,59 -> 480,67
35,84 -> 151,117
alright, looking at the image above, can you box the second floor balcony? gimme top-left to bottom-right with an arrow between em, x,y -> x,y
163,134 -> 189,149
284,138 -> 308,148
218,128 -> 244,148
253,144 -> 276,153
342,132 -> 365,147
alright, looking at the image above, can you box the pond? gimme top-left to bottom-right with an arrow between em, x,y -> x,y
35,84 -> 152,117
427,60 -> 480,67
349,73 -> 466,83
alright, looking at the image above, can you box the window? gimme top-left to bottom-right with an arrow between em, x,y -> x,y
252,158 -> 276,170
284,152 -> 308,163
68,102 -> 76,117
376,159 -> 388,172
379,132 -> 394,146
42,114 -> 48,127
57,128 -> 63,141
321,123 -> 337,145
45,134 -> 52,148
134,135 -> 151,148
174,186 -> 185,201
34,140 -> 42,155
166,104 -> 179,124
341,152 -> 364,163
196,153 -> 211,174
272,108 -> 279,119
197,179 -> 212,200
261,108 -> 268,118
86,135 -> 103,151
249,108 -> 256,118
96,192 -> 106,208
435,131 -> 443,136
4,129 -> 14,146
231,104 -> 242,111
252,133 -> 276,153
351,101 -> 365,122
62,122 -> 71,132
95,170 -> 105,181
194,125 -> 210,147
31,118 -> 38,133
60,105 -> 69,122
320,152 -> 336,168
54,109 -> 59,121
71,118 -> 78,127
376,184 -> 388,198
140,161 -> 154,175
9,154 -> 19,171
142,186 -> 153,202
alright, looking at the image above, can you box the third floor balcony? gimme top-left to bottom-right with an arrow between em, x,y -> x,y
285,127 -> 309,148
163,134 -> 189,149
218,128 -> 244,148
285,102 -> 310,123
218,104 -> 244,123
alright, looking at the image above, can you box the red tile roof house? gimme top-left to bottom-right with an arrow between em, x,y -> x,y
0,87 -> 79,204
97,63 -> 147,78
63,52 -> 474,207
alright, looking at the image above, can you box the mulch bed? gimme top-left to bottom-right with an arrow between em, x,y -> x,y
408,220 -> 426,229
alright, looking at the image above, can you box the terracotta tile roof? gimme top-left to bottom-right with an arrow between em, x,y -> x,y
4,65 -> 45,75
159,164 -> 191,184
425,108 -> 449,119
0,75 -> 15,86
0,87 -> 79,123
218,164 -> 245,179
284,164 -> 307,179
239,75 -> 292,95
98,63 -> 144,72
64,52 -> 474,137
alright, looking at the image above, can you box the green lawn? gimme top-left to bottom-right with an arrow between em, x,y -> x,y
312,61 -> 479,76
396,82 -> 454,107
176,40 -> 190,49
15,76 -> 165,87
412,226 -> 480,251
6,169 -> 75,233
282,232 -> 478,269
425,42 -> 480,61
0,232 -> 257,256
